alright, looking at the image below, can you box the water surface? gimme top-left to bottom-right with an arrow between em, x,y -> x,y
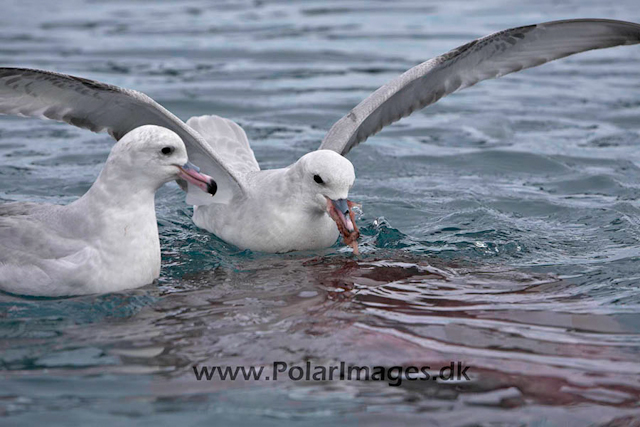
1,0 -> 640,425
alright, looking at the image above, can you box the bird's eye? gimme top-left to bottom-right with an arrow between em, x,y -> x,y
161,146 -> 174,155
313,174 -> 324,184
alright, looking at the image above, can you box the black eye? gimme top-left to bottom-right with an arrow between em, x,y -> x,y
161,146 -> 174,155
313,174 -> 324,184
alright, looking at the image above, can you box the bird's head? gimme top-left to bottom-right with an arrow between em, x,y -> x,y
290,149 -> 360,251
106,125 -> 216,195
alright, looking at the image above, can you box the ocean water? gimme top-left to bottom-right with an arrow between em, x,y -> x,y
1,0 -> 640,425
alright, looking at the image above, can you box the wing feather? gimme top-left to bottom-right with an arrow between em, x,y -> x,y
320,19 -> 640,155
0,68 -> 244,202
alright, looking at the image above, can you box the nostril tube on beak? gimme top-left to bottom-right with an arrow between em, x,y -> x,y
178,162 -> 217,196
326,196 -> 360,254
331,198 -> 355,233
182,161 -> 201,173
332,198 -> 349,215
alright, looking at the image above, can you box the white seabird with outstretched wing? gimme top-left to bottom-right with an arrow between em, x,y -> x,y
0,19 -> 638,253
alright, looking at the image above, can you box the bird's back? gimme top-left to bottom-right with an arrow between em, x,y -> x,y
0,203 -> 92,295
186,115 -> 260,176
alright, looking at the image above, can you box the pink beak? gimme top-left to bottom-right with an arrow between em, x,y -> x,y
177,162 -> 217,195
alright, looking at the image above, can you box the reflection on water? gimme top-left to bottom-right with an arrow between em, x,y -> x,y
2,255 -> 639,424
1,0 -> 640,425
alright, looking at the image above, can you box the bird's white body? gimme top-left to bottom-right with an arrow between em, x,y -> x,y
0,186 -> 160,296
0,19 -> 638,255
194,168 -> 341,253
186,115 -> 355,252
0,126 -> 213,296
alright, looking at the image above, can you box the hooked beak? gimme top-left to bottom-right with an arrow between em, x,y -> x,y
331,199 -> 355,232
326,197 -> 361,254
177,162 -> 217,196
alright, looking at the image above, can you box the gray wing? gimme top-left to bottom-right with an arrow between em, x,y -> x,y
0,209 -> 91,294
0,204 -> 79,262
0,68 -> 244,203
319,19 -> 640,155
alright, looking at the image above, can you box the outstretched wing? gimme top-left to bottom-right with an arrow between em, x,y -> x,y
0,68 -> 244,203
319,19 -> 640,156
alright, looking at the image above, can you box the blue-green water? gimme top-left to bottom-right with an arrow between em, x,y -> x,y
1,1 -> 640,425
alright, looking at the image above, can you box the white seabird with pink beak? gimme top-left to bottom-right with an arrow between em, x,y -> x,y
0,19 -> 638,253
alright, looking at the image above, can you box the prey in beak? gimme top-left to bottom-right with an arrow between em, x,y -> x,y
177,162 -> 217,196
326,197 -> 360,255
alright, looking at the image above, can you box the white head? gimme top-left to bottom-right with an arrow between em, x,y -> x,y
289,149 -> 359,241
291,149 -> 355,207
99,125 -> 216,195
